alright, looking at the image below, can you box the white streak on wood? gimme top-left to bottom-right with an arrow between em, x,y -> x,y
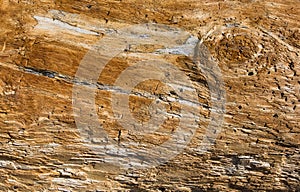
33,16 -> 99,36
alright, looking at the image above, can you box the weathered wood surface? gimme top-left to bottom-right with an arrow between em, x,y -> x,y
0,0 -> 299,191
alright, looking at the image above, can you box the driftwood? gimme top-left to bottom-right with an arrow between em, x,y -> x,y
0,0 -> 299,191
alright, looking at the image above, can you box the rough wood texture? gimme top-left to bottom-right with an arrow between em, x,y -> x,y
0,0 -> 299,191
